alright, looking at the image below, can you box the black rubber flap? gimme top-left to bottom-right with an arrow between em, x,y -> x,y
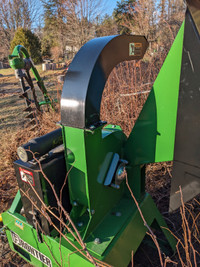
169,9 -> 200,211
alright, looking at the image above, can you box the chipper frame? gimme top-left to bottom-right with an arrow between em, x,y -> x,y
2,1 -> 200,266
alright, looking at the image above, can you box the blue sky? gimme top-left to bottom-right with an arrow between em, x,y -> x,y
104,0 -> 118,15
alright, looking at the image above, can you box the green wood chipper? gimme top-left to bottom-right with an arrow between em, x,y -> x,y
1,1 -> 200,266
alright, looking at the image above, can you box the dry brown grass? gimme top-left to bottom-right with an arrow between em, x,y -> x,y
101,50 -> 167,136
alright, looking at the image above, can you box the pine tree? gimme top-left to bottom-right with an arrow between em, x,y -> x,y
41,0 -> 67,60
41,0 -> 58,57
113,0 -> 137,34
10,28 -> 42,63
96,14 -> 118,37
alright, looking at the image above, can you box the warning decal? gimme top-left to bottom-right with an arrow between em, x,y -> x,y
11,231 -> 52,267
129,43 -> 142,56
19,168 -> 35,186
15,219 -> 24,230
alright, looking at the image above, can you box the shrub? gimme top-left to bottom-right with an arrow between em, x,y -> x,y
10,28 -> 42,64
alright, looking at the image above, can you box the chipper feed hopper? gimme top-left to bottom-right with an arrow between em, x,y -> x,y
2,1 -> 200,266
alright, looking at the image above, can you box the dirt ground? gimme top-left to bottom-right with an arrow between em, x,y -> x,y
0,66 -> 200,267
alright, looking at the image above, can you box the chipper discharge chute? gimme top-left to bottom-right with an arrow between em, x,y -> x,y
2,1 -> 200,266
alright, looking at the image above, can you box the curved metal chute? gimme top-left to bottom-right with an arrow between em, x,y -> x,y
61,35 -> 148,129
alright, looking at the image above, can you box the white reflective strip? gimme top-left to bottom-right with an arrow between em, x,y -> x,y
61,99 -> 79,108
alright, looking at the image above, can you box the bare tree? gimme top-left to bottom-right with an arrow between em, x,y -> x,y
160,0 -> 166,19
0,0 -> 41,60
118,0 -> 158,40
63,0 -> 103,49
114,0 -> 185,53
41,0 -> 105,60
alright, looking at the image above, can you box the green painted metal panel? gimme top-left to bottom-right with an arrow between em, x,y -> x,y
63,125 -> 127,239
104,194 -> 176,267
2,192 -> 175,267
86,198 -> 135,256
124,22 -> 185,166
63,127 -> 88,207
2,211 -> 95,267
83,127 -> 127,239
9,190 -> 22,214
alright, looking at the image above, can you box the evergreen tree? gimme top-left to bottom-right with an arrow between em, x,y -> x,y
0,0 -> 35,59
41,0 -> 58,57
96,14 -> 118,37
41,0 -> 67,59
114,0 -> 136,34
10,28 -> 42,63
